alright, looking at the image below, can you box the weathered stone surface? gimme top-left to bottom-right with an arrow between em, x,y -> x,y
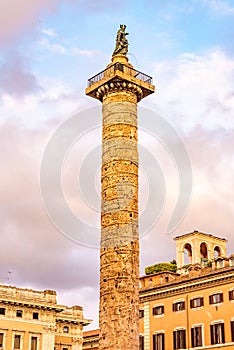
99,90 -> 139,350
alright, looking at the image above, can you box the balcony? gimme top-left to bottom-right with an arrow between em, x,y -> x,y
87,62 -> 153,87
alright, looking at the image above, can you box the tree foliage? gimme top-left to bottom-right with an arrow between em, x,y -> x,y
145,262 -> 177,275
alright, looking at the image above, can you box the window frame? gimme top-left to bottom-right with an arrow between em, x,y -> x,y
190,297 -> 204,309
173,329 -> 186,350
63,326 -> 69,333
30,336 -> 38,350
14,334 -> 21,350
139,335 -> 144,350
231,320 -> 234,342
210,322 -> 225,345
32,312 -> 39,320
16,310 -> 23,318
229,290 -> 234,301
191,325 -> 203,347
209,293 -> 223,305
0,332 -> 4,347
152,305 -> 164,316
172,301 -> 185,312
0,308 -> 5,315
153,332 -> 165,350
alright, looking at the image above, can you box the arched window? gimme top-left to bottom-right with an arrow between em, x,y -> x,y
200,242 -> 208,259
183,243 -> 192,265
214,246 -> 221,258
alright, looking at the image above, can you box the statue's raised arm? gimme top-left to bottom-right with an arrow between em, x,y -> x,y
112,24 -> 129,56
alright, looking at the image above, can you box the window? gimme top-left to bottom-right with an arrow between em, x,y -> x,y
153,333 -> 165,350
172,301 -> 185,312
33,312 -> 39,320
139,335 -> 144,350
173,329 -> 186,349
191,326 -> 203,347
153,305 -> 164,316
231,321 -> 234,342
0,333 -> 3,347
16,310 -> 23,317
210,323 -> 225,344
14,335 -> 21,349
63,326 -> 69,333
229,290 -> 234,301
31,337 -> 37,350
209,293 -> 223,304
190,297 -> 204,308
0,308 -> 5,315
139,309 -> 144,318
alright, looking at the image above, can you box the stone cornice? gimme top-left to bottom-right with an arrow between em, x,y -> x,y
0,298 -> 64,312
140,267 -> 234,302
96,81 -> 143,101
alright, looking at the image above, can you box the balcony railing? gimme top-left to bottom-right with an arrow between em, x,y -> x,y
88,63 -> 153,87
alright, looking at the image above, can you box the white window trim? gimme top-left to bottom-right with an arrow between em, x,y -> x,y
191,296 -> 204,309
12,331 -> 24,350
0,329 -> 7,350
211,320 -> 224,325
174,327 -> 186,331
29,333 -> 40,350
173,298 -> 185,303
209,290 -> 223,296
191,323 -> 204,347
209,291 -> 223,305
153,330 -> 165,334
152,304 -> 164,318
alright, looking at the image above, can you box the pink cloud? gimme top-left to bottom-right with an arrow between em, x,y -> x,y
0,52 -> 41,97
0,0 -> 59,45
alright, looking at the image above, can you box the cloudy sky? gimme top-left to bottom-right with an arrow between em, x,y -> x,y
0,0 -> 234,329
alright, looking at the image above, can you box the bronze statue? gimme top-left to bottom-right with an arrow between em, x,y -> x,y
113,24 -> 129,56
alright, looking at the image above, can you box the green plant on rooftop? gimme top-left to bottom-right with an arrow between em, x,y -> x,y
145,262 -> 177,275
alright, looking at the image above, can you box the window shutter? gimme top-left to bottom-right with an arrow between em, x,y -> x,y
153,334 -> 156,350
231,321 -> 234,342
182,301 -> 185,310
153,307 -> 156,316
210,325 -> 215,345
162,305 -> 164,314
190,299 -> 194,308
162,333 -> 165,350
191,328 -> 195,347
221,323 -> 225,343
200,297 -> 204,307
182,329 -> 186,349
198,326 -> 202,346
209,295 -> 213,304
172,303 -> 175,312
220,293 -> 224,302
0,334 -> 3,348
173,331 -> 177,350
229,291 -> 232,300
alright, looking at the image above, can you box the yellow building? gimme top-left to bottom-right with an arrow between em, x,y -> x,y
0,284 -> 91,350
83,231 -> 234,350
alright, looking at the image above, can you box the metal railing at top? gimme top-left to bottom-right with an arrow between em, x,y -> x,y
87,62 -> 153,87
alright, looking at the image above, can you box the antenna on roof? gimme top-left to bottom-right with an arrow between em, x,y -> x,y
7,271 -> 12,285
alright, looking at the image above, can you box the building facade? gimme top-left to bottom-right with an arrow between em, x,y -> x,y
83,231 -> 234,350
0,284 -> 91,350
